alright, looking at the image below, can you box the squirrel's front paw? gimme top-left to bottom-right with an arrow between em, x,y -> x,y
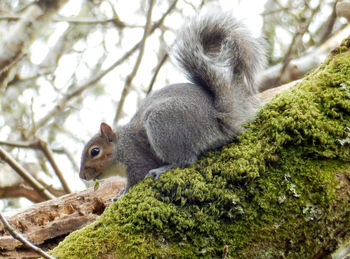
145,168 -> 166,180
145,165 -> 174,180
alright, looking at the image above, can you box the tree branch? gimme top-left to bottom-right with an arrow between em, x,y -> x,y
337,0 -> 350,23
114,0 -> 155,123
0,147 -> 56,200
0,14 -> 137,28
258,24 -> 350,91
36,139 -> 71,194
0,0 -> 69,89
146,53 -> 169,95
53,147 -> 79,172
317,0 -> 339,45
35,0 -> 178,129
0,139 -> 71,194
278,2 -> 321,82
0,184 -> 65,203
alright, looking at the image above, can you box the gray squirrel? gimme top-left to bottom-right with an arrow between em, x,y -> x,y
79,11 -> 266,196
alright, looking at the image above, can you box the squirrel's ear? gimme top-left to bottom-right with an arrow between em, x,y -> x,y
100,122 -> 117,142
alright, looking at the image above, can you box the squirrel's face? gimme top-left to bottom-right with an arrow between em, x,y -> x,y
79,123 -> 118,180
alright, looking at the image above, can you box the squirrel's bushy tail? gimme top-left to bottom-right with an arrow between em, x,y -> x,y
172,11 -> 265,112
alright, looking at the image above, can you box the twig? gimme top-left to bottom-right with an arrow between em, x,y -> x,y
53,16 -> 127,28
0,183 -> 65,202
0,14 -> 135,28
261,7 -> 290,16
0,139 -> 72,193
278,2 -> 320,81
53,147 -> 79,172
0,54 -> 25,77
36,138 -> 72,194
0,139 -> 79,172
0,0 -> 69,89
0,15 -> 21,21
318,0 -> 338,45
0,147 -> 56,200
36,0 -> 178,129
336,0 -> 350,22
0,139 -> 37,149
114,0 -> 155,122
146,53 -> 169,95
0,212 -> 56,259
0,138 -> 66,153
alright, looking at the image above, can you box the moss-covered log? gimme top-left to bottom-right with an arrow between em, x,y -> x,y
50,38 -> 350,258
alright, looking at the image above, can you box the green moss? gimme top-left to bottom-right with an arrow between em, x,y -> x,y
51,39 -> 350,258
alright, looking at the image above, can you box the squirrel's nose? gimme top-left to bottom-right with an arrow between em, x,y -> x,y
79,168 -> 87,180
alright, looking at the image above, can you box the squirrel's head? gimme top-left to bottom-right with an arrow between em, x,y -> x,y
79,122 -> 118,181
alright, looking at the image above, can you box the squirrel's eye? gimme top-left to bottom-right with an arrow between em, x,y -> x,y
90,147 -> 100,157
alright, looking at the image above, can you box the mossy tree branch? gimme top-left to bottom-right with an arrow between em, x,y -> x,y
50,38 -> 350,258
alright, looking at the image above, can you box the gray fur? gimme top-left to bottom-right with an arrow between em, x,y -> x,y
80,11 -> 266,196
171,11 -> 266,129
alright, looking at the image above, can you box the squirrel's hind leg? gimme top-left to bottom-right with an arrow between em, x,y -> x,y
143,103 -> 202,177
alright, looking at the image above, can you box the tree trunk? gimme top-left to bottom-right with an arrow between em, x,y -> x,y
2,38 -> 350,258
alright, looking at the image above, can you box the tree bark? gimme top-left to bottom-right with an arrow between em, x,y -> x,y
0,178 -> 124,258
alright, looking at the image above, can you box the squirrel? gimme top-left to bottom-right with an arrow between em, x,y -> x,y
79,11 -> 266,197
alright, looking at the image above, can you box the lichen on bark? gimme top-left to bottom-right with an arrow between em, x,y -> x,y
50,38 -> 350,259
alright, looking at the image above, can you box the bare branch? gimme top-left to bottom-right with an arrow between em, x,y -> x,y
337,0 -> 350,23
0,140 -> 38,149
0,14 -> 137,28
0,138 -> 68,153
0,147 -> 56,200
0,212 -> 56,259
0,185 -> 44,203
0,0 -> 69,89
0,54 -> 25,78
53,147 -> 79,172
147,53 -> 169,95
261,7 -> 290,16
114,0 -> 155,123
317,0 -> 339,45
36,139 -> 71,194
36,0 -> 178,129
0,139 -> 71,193
0,139 -> 78,171
0,15 -> 21,21
0,184 -> 65,203
277,2 -> 321,84
258,25 -> 350,91
53,16 -> 127,27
